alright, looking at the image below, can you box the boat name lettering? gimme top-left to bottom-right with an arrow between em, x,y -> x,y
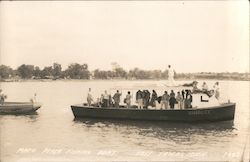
188,110 -> 211,115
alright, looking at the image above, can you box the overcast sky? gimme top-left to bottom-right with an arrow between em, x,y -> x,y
0,1 -> 249,73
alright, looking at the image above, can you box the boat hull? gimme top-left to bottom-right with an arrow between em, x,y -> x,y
0,102 -> 42,115
71,103 -> 235,122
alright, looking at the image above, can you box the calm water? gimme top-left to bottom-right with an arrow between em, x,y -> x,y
0,80 -> 249,162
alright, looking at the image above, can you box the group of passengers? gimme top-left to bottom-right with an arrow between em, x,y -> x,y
135,89 -> 193,109
86,88 -> 193,109
86,81 -> 220,109
154,89 -> 193,109
87,88 -> 132,108
192,81 -> 220,99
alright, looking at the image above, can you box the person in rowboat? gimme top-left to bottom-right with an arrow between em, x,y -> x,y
0,89 -> 7,105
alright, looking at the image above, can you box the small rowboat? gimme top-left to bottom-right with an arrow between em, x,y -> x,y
0,102 -> 42,115
71,103 -> 235,122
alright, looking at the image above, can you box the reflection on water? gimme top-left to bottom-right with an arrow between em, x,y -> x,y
73,118 -> 236,145
0,80 -> 249,162
73,118 -> 235,131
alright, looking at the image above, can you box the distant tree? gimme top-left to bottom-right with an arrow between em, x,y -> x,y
114,67 -> 127,78
110,62 -> 127,78
65,63 -> 90,79
52,63 -> 62,78
33,66 -> 41,78
41,66 -> 53,78
150,70 -> 162,79
128,68 -> 150,79
17,64 -> 34,79
0,65 -> 13,79
94,69 -> 108,79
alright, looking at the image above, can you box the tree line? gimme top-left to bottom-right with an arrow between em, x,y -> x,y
0,63 -> 249,81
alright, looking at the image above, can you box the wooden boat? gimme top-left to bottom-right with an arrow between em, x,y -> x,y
0,102 -> 42,115
71,102 -> 236,122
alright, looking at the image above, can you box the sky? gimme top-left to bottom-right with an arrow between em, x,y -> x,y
0,1 -> 249,73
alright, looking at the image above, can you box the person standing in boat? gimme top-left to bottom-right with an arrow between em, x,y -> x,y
136,90 -> 143,109
184,92 -> 193,108
113,90 -> 122,108
144,90 -> 151,109
125,91 -> 132,108
142,90 -> 147,108
169,90 -> 176,109
213,82 -> 220,100
103,90 -> 109,107
87,88 -> 93,106
150,90 -> 158,108
161,91 -> 169,109
176,91 -> 184,109
167,65 -> 176,86
181,90 -> 185,99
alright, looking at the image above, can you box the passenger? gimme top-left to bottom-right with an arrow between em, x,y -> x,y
96,97 -> 101,107
136,90 -> 141,101
144,90 -> 151,109
87,88 -> 93,106
181,90 -> 185,99
141,90 -> 146,108
185,94 -> 193,108
213,82 -> 220,100
202,82 -> 209,91
176,91 -> 184,109
109,95 -> 113,107
113,90 -> 122,108
161,91 -> 169,109
125,91 -> 132,108
169,90 -> 176,109
185,89 -> 190,99
103,90 -> 109,107
150,90 -> 158,108
100,94 -> 104,107
136,90 -> 143,109
192,81 -> 199,91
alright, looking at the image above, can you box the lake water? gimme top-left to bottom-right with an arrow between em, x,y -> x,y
0,80 -> 249,162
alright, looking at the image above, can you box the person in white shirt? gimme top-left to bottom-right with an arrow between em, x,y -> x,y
125,91 -> 132,108
213,82 -> 220,100
167,65 -> 176,86
103,90 -> 110,107
87,88 -> 93,106
202,82 -> 209,91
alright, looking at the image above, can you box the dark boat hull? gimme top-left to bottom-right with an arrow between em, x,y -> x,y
71,103 -> 235,122
0,102 -> 42,115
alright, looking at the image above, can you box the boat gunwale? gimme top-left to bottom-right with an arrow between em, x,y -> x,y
71,102 -> 236,111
